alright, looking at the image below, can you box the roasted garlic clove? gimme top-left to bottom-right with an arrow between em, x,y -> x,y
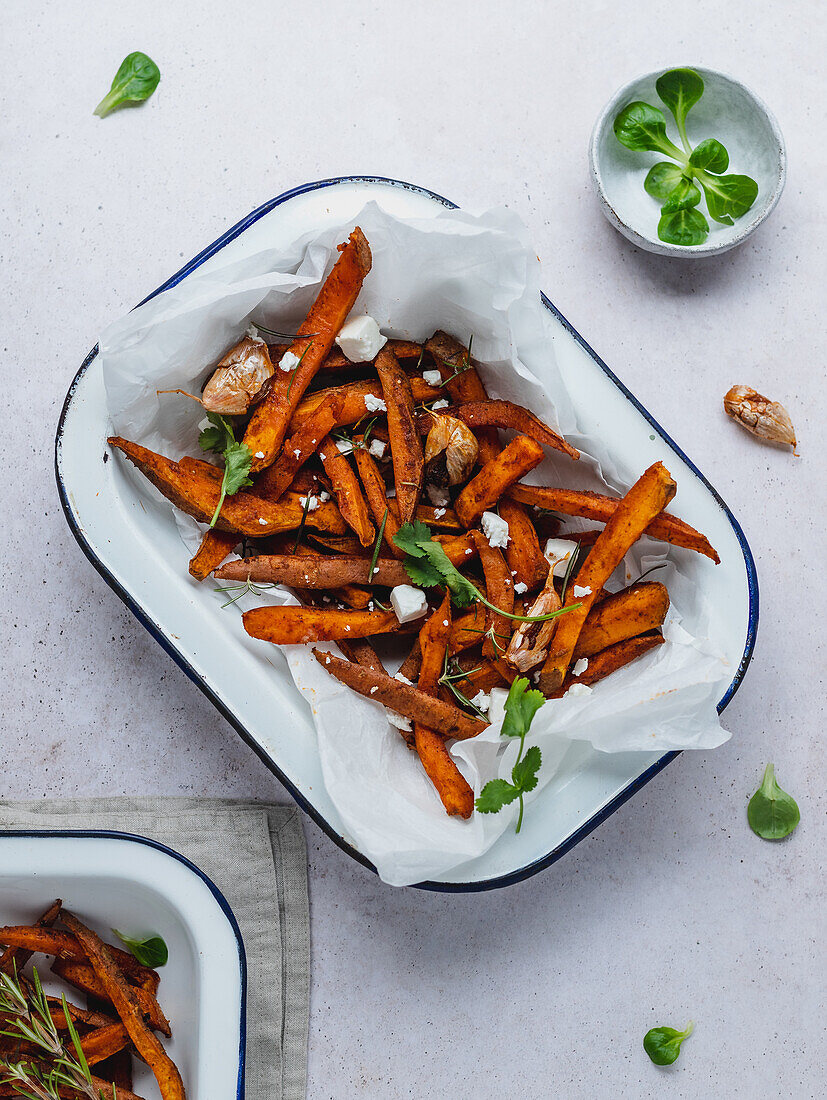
424,414 -> 479,486
506,568 -> 559,673
202,337 -> 274,415
724,385 -> 797,449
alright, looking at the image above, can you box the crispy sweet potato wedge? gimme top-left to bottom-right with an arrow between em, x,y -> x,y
454,434 -> 545,527
244,227 -> 372,472
0,899 -> 60,975
0,928 -> 157,987
452,400 -> 579,461
243,606 -> 400,644
188,530 -> 239,581
51,958 -> 170,1038
414,594 -> 474,817
254,393 -> 344,502
291,375 -> 440,430
61,912 -> 185,1100
424,331 -> 499,461
375,346 -> 424,524
574,581 -> 670,658
215,554 -> 409,588
80,1021 -> 131,1065
497,497 -> 548,591
508,484 -> 719,563
321,339 -> 422,369
549,633 -> 665,697
538,463 -> 676,693
313,650 -> 488,740
353,446 -> 404,558
415,505 -> 463,531
318,434 -> 375,546
471,531 -> 514,659
336,637 -> 386,673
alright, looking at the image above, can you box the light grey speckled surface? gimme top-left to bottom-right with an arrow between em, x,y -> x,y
2,2 -> 824,1097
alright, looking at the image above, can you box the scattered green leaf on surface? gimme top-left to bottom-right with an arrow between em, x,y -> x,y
113,929 -> 169,967
94,51 -> 160,118
644,1021 -> 694,1066
747,763 -> 800,840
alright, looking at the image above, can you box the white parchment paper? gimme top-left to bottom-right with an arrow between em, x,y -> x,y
101,202 -> 730,886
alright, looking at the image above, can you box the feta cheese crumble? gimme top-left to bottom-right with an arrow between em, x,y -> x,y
369,439 -> 386,459
387,711 -> 412,732
487,688 -> 509,728
258,518 -> 267,526
390,585 -> 428,624
364,394 -> 387,413
279,350 -> 301,372
566,682 -> 593,698
481,511 -> 510,549
572,657 -> 589,677
254,451 -> 265,459
573,584 -> 592,598
543,538 -> 580,577
335,314 -> 387,362
335,439 -> 354,455
514,581 -> 528,595
246,324 -> 265,344
431,399 -> 449,410
393,672 -> 413,685
298,495 -> 320,512
471,691 -> 491,713
434,507 -> 446,518
422,369 -> 442,386
319,491 -> 330,502
293,449 -> 302,459
369,686 -> 378,695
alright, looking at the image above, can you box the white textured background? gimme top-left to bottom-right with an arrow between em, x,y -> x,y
2,2 -> 824,1097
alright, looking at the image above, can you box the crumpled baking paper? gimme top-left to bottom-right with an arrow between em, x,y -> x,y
101,201 -> 730,886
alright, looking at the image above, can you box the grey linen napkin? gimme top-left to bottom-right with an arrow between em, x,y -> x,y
0,797 -> 309,1100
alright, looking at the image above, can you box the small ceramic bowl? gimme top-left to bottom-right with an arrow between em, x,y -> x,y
590,66 -> 786,257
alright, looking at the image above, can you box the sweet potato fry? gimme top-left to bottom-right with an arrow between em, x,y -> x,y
549,633 -> 665,697
306,532 -> 368,556
471,531 -> 514,659
337,637 -> 385,673
244,227 -> 372,472
321,339 -> 422,369
45,996 -> 114,1031
60,912 -> 185,1100
413,594 -> 474,817
436,531 -> 479,568
497,497 -> 548,591
452,400 -> 580,461
508,483 -> 720,563
375,346 -> 424,524
313,650 -> 488,740
80,1021 -> 131,1065
95,1049 -> 134,1092
574,581 -> 670,658
253,393 -> 344,502
537,462 -> 676,693
188,529 -> 239,581
454,434 -> 545,527
291,375 -> 440,431
319,434 -> 375,546
243,606 -> 400,644
415,504 -> 463,531
425,331 -> 499,461
0,927 -> 157,988
0,1076 -> 146,1100
215,554 -> 409,588
51,959 -> 171,1038
449,603 -> 488,655
110,438 -> 343,538
353,446 -> 403,558
0,899 -> 60,975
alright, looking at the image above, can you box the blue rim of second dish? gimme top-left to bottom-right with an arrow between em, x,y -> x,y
0,829 -> 246,1097
54,175 -> 759,892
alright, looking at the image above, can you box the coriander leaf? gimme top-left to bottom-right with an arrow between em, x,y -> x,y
394,521 -> 479,607
402,554 -> 446,589
644,162 -> 686,201
698,173 -> 759,223
94,52 -> 161,118
501,677 -> 546,741
660,177 -> 702,213
747,763 -> 800,840
222,442 -> 253,495
199,411 -> 235,454
655,68 -> 704,150
658,206 -> 709,246
511,743 -> 542,793
113,930 -> 169,968
689,137 -> 729,174
475,778 -> 520,814
393,519 -> 435,558
613,102 -> 686,161
643,1021 -> 694,1066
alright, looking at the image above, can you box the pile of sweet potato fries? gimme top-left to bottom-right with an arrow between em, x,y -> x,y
0,902 -> 184,1099
109,226 -> 719,821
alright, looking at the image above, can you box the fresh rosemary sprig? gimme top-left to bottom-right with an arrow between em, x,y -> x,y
438,653 -> 488,719
285,344 -> 313,399
214,577 -> 278,609
292,492 -> 314,553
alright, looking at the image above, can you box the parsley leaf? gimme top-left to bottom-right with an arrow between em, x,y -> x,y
474,677 -> 546,832
393,521 -> 581,624
199,411 -> 253,527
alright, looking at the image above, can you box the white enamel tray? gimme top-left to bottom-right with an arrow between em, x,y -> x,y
0,831 -> 244,1097
55,177 -> 758,891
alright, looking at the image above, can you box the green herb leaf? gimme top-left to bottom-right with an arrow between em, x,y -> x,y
660,177 -> 702,213
644,162 -> 686,201
643,1021 -> 694,1066
658,206 -> 709,246
688,137 -> 729,174
698,173 -> 759,224
475,779 -> 522,813
199,411 -> 253,527
113,930 -> 169,968
511,744 -> 542,793
613,102 -> 685,160
655,68 -> 704,150
501,677 -> 546,741
93,52 -> 160,118
222,442 -> 254,496
199,411 -> 235,454
747,763 -> 800,840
